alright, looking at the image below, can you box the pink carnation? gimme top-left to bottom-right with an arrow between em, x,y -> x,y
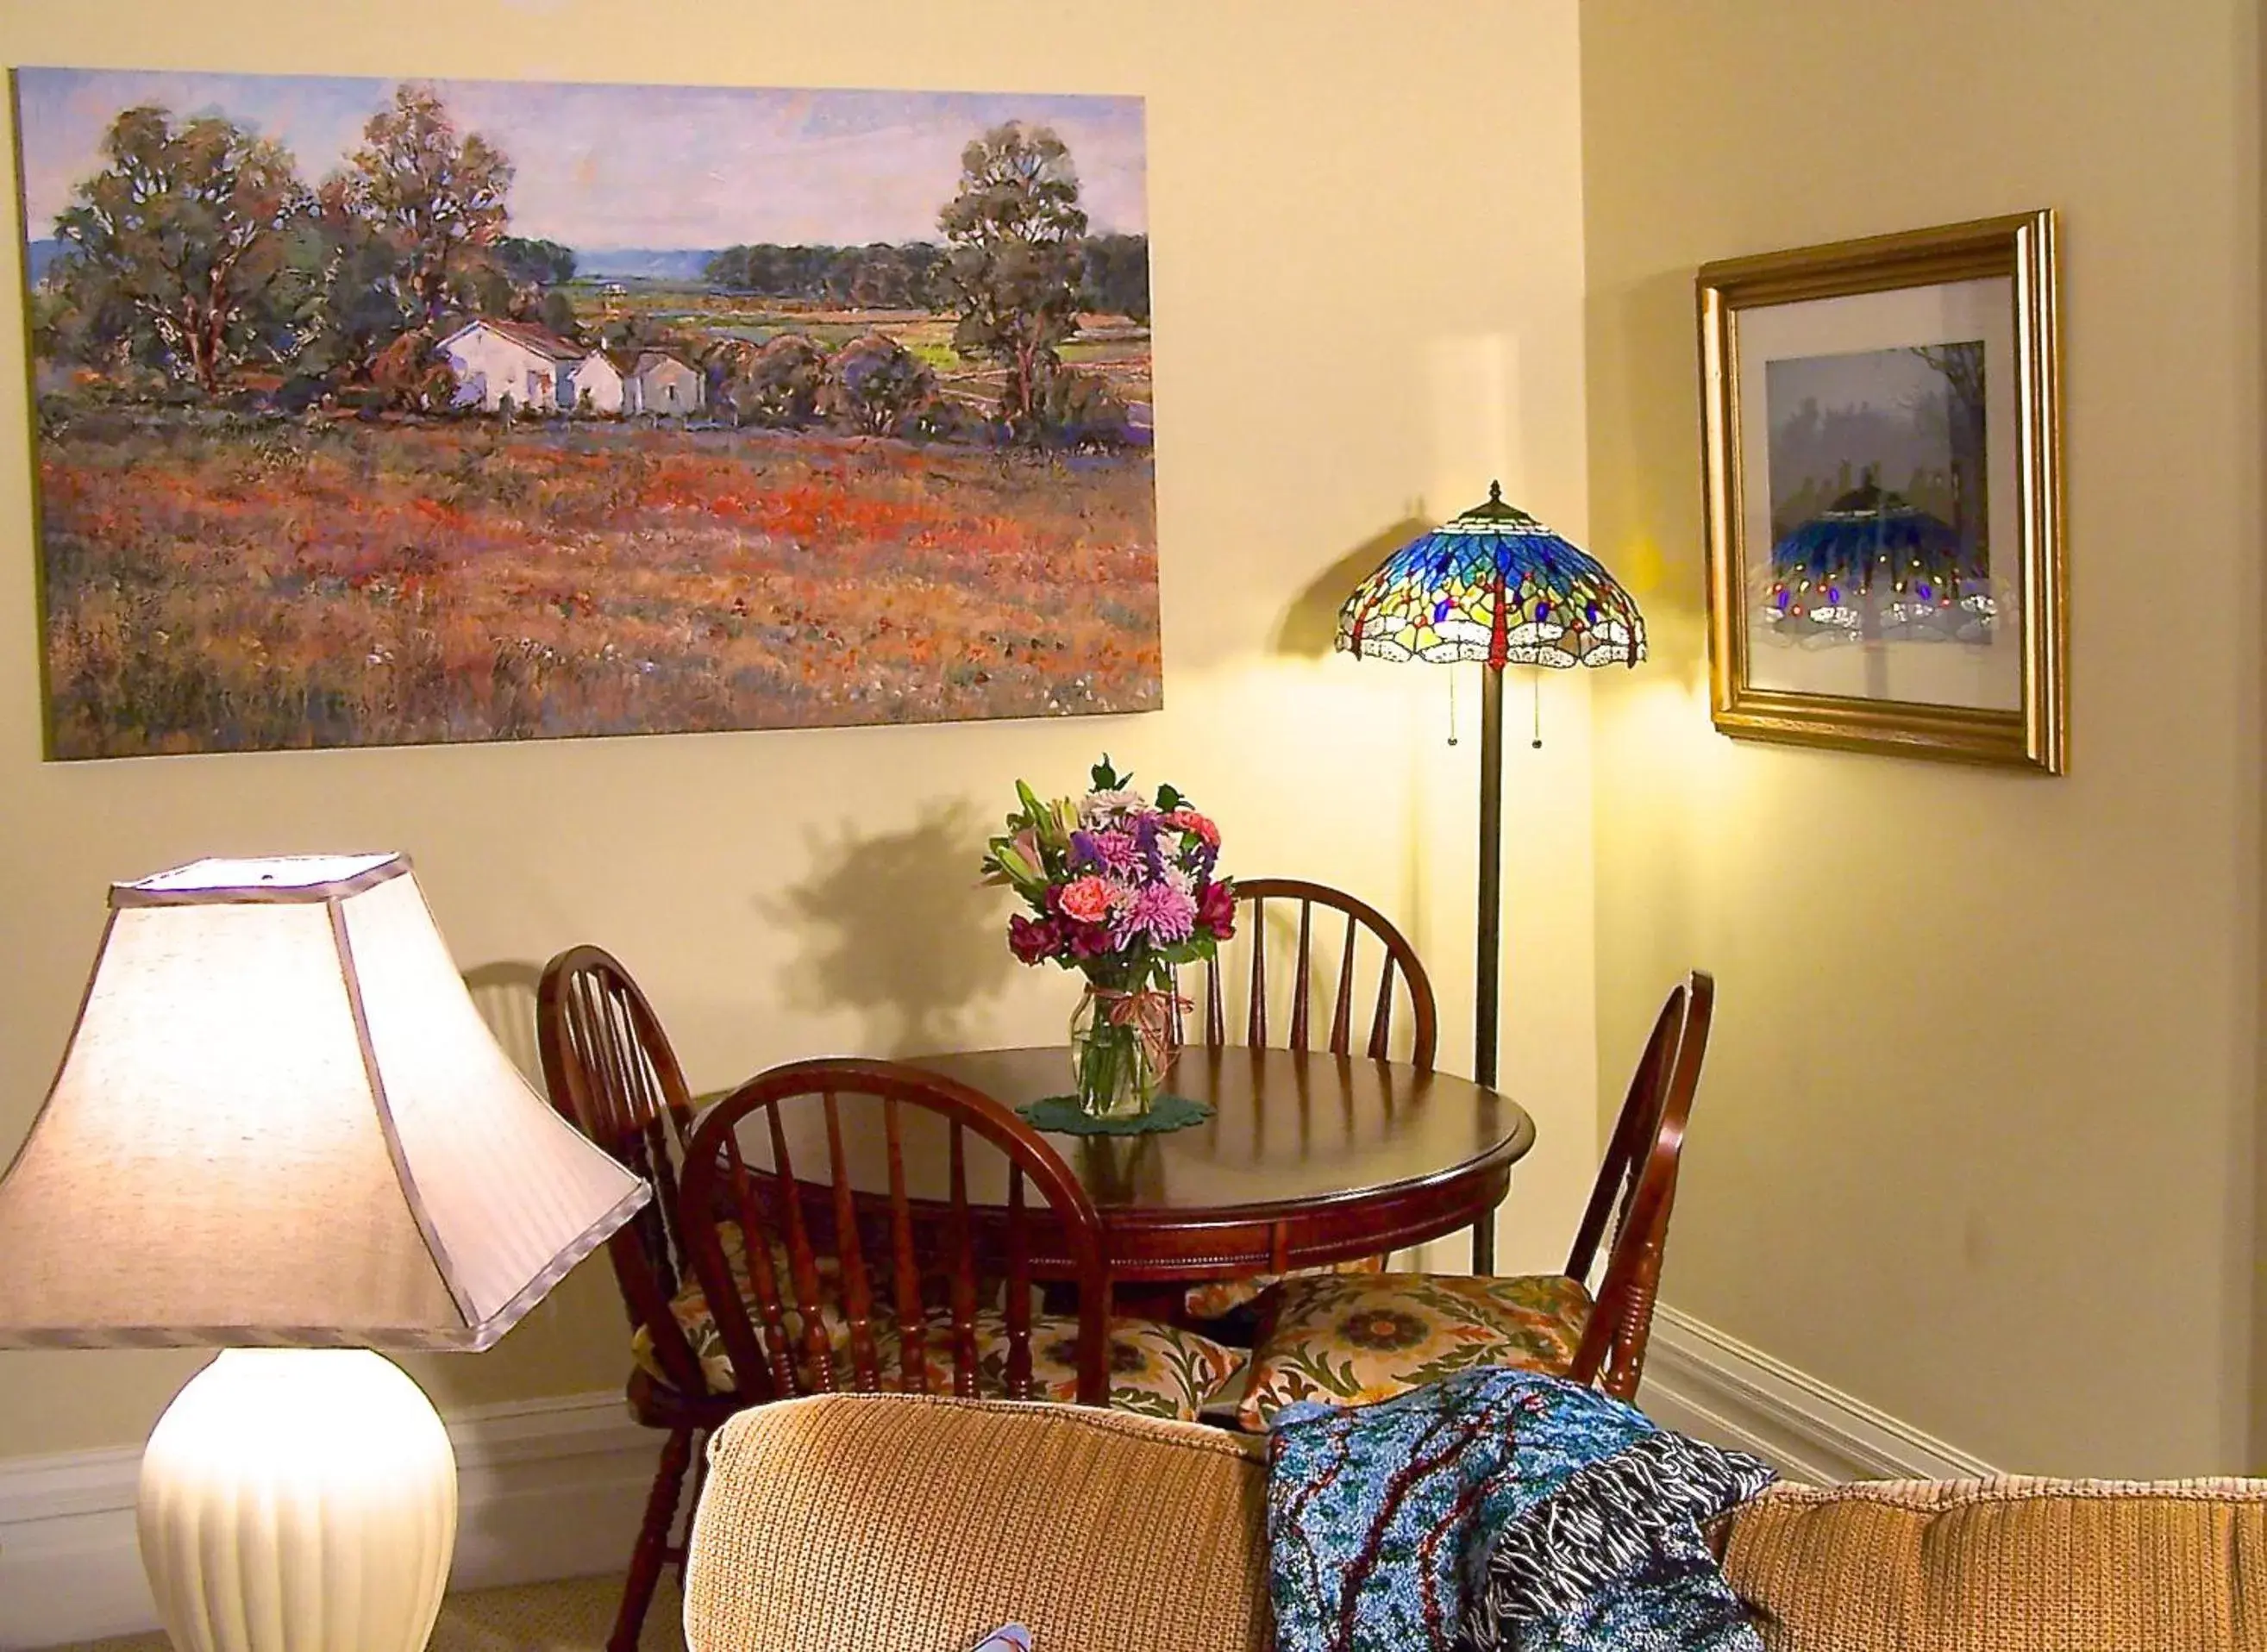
1059,875 -> 1115,925
1163,808 -> 1220,849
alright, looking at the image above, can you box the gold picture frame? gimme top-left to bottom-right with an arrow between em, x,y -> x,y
1698,211 -> 2065,772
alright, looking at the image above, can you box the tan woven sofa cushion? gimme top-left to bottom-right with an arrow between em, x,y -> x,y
685,1392 -> 1271,1652
1721,1475 -> 2267,1651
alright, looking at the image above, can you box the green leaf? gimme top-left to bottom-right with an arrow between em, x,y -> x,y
1155,784 -> 1184,813
1090,753 -> 1127,792
1015,779 -> 1047,823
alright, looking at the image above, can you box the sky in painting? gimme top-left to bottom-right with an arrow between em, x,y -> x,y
14,68 -> 1148,250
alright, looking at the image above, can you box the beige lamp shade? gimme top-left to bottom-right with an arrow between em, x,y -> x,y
0,853 -> 648,1352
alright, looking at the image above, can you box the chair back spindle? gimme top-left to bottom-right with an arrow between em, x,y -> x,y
1200,879 -> 1437,1069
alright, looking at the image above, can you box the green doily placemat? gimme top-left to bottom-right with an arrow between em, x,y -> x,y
1017,1093 -> 1212,1136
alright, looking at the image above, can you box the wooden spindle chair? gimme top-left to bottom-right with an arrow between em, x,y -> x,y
1561,970 -> 1713,1398
676,1061 -> 1251,1422
1198,878 -> 1438,1068
1231,972 -> 1716,1427
675,1058 -> 1113,1406
1179,879 -> 1440,1324
535,946 -> 729,1652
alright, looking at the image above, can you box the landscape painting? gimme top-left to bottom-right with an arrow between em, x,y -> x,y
13,69 -> 1158,759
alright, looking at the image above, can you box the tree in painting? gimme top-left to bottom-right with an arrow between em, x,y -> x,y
46,108 -> 304,392
939,122 -> 1090,442
339,84 -> 516,324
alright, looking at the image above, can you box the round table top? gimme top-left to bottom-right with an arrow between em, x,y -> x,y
909,1044 -> 1535,1223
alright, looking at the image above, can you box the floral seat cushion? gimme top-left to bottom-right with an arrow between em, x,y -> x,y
1235,1269 -> 1593,1431
632,1223 -> 857,1396
635,1224 -> 1246,1422
1182,1252 -> 1389,1323
969,1310 -> 1248,1422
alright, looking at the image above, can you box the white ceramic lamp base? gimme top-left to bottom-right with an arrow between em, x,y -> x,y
137,1349 -> 458,1652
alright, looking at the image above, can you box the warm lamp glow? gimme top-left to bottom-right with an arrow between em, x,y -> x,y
137,1349 -> 457,1652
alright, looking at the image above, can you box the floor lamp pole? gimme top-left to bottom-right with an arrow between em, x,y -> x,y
1472,662 -> 1504,1275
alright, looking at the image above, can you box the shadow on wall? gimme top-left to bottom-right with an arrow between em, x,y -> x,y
463,958 -> 544,1084
1274,513 -> 1430,658
767,802 -> 1017,1055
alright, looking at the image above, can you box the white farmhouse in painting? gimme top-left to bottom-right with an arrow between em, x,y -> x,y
563,350 -> 625,415
435,318 -> 587,413
435,321 -> 698,417
628,352 -> 703,416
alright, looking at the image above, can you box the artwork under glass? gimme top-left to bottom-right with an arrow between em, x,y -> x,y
14,69 -> 1158,758
1699,212 -> 2064,773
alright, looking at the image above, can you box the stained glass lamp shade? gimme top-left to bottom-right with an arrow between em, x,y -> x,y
1334,484 -> 1646,1269
1337,482 -> 1645,668
1766,479 -> 1989,641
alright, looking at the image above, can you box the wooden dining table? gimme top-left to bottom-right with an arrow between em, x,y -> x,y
909,1043 -> 1536,1289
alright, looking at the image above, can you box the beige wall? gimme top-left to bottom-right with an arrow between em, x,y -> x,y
1583,1 -> 2264,1474
0,0 -> 1598,1458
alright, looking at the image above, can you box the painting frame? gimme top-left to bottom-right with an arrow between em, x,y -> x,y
1697,210 -> 2065,773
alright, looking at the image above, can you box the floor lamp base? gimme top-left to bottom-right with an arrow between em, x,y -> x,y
138,1348 -> 458,1652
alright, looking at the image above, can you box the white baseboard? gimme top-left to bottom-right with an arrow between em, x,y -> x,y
0,1388 -> 660,1649
1638,1304 -> 2000,1485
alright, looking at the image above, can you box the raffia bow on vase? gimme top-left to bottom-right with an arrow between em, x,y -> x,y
1072,982 -> 1192,1122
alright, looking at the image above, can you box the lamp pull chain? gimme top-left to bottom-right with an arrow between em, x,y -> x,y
1447,666 -> 1459,747
1531,672 -> 1543,750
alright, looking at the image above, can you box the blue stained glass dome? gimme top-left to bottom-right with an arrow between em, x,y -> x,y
1335,483 -> 1646,669
1765,479 -> 1988,641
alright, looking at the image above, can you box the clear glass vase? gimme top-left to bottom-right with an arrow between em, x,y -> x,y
1069,981 -> 1172,1122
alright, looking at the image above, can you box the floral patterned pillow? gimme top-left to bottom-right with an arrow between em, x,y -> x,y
1237,1270 -> 1592,1431
1182,1252 -> 1389,1323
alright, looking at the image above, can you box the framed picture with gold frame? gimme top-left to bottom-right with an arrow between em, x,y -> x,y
1698,211 -> 2065,772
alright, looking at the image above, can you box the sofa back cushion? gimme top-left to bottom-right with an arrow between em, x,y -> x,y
1721,1476 -> 2267,1651
686,1394 -> 1272,1652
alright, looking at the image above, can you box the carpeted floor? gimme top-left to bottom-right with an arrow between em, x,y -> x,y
56,1573 -> 684,1652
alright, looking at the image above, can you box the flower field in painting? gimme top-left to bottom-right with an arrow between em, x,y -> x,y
37,414 -> 1159,757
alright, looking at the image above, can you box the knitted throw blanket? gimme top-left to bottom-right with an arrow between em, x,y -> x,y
1264,1370 -> 1775,1652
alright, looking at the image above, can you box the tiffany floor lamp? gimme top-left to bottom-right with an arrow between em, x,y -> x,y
1336,483 -> 1646,1270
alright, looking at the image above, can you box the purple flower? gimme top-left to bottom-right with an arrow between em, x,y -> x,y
1089,829 -> 1138,873
1132,813 -> 1167,880
1068,829 -> 1104,870
1113,879 -> 1198,947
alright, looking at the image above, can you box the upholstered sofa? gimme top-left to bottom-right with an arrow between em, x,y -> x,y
680,1392 -> 2267,1652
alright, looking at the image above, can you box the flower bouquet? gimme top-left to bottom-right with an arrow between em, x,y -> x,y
981,756 -> 1236,1123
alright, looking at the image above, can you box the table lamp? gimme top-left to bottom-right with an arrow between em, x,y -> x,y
1336,483 -> 1645,1270
0,854 -> 649,1652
